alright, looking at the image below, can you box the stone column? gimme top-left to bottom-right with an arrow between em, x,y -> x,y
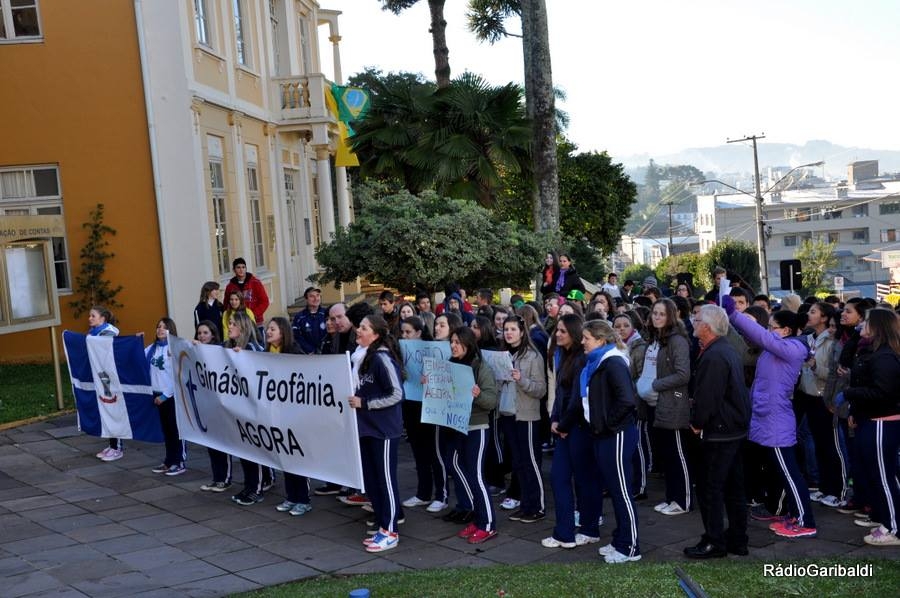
315,145 -> 335,243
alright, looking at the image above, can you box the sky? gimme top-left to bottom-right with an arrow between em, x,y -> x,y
319,0 -> 899,162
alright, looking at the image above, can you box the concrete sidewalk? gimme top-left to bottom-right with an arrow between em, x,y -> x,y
0,413 -> 895,597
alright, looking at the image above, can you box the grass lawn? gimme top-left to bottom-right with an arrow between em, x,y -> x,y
238,559 -> 900,598
0,363 -> 74,426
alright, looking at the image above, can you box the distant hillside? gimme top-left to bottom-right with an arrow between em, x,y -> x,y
619,140 -> 900,183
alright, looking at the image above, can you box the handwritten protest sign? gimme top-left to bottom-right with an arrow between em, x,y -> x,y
480,349 -> 514,382
421,357 -> 475,433
399,339 -> 450,401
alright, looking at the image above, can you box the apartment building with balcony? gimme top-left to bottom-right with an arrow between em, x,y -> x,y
1,0 -> 350,361
696,167 -> 900,290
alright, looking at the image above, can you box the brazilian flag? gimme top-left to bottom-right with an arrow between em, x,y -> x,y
331,84 -> 370,130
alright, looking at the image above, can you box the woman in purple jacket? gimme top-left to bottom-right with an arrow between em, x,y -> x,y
726,298 -> 817,538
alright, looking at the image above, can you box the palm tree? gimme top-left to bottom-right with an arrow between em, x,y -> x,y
467,0 -> 559,233
380,0 -> 452,88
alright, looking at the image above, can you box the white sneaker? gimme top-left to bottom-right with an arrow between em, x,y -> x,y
499,498 -> 521,510
541,536 -> 576,549
598,515 -> 604,527
361,504 -> 374,513
575,533 -> 600,546
426,500 -> 449,513
653,501 -> 670,512
100,449 -> 123,462
275,500 -> 297,512
402,496 -> 430,508
809,490 -> 824,502
96,447 -> 112,459
598,543 -> 616,556
604,549 -> 642,563
820,495 -> 845,508
660,502 -> 687,516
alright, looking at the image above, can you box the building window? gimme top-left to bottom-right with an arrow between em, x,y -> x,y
284,169 -> 299,255
823,208 -> 842,219
827,232 -> 840,244
194,0 -> 212,47
0,165 -> 69,290
245,145 -> 265,270
881,229 -> 898,243
879,200 -> 900,215
852,229 -> 868,242
784,235 -> 797,247
0,0 -> 41,41
795,208 -> 811,222
207,135 -> 229,275
233,0 -> 251,67
852,204 -> 868,218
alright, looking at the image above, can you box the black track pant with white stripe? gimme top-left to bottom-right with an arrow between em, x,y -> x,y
361,436 -> 401,533
594,426 -> 640,557
856,418 -> 900,535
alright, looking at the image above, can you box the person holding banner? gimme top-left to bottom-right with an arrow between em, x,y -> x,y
450,327 -> 500,544
88,306 -> 125,462
222,291 -> 256,344
501,315 -> 548,524
348,315 -> 405,553
147,318 -> 187,476
194,321 -> 234,493
224,311 -> 271,506
264,317 -> 313,517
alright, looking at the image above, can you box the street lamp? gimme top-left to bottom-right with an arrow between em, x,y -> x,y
698,157 -> 824,295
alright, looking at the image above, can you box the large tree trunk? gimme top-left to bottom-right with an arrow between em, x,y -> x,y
520,0 -> 559,233
428,0 -> 451,88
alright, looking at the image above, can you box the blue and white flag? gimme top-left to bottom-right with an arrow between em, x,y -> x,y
63,331 -> 163,442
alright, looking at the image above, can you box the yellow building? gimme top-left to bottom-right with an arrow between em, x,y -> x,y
0,0 -> 165,361
0,0 -> 352,361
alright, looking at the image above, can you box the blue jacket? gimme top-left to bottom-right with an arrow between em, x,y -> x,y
355,348 -> 404,439
551,349 -> 586,434
291,307 -> 328,354
730,312 -> 808,447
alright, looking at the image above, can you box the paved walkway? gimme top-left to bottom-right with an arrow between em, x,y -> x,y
0,413 -> 896,597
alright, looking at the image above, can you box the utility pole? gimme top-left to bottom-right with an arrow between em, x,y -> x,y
727,134 -> 769,295
665,201 -> 674,257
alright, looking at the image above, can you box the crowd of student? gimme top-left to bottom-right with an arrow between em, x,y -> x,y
83,254 -> 900,558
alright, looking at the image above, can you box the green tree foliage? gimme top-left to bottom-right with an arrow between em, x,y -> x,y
495,138 -> 636,254
705,239 -> 761,292
565,241 -> 607,286
622,263 -> 655,287
796,238 -> 839,294
350,72 -> 531,207
313,184 -> 547,292
69,203 -> 123,318
655,253 -> 711,296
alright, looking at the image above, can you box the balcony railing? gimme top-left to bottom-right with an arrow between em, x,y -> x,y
271,74 -> 330,123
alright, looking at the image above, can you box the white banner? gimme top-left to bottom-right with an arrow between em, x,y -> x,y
169,336 -> 364,490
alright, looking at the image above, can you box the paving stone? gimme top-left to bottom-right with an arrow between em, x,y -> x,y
235,560 -> 320,585
65,522 -> 136,543
95,503 -> 165,522
87,533 -> 167,556
172,573 -> 261,598
40,513 -> 114,534
141,558 -> 227,586
336,555 -> 410,575
130,590 -> 191,598
23,544 -> 107,568
0,493 -> 63,512
203,547 -> 286,572
19,503 -> 90,522
72,494 -> 140,513
176,502 -> 241,523
264,535 -> 374,573
1,518 -> 56,542
124,512 -> 194,533
4,569 -> 64,598
53,485 -> 119,502
0,555 -> 36,577
126,485 -> 193,503
0,486 -> 46,503
2,532 -> 79,556
71,571 -> 158,598
44,556 -> 134,584
202,511 -> 272,534
44,426 -> 83,439
145,523 -> 219,545
174,534 -> 252,559
117,545 -> 196,571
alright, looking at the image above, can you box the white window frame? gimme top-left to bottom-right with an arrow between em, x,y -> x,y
194,0 -> 213,48
283,168 -> 299,255
0,165 -> 70,291
207,136 -> 230,275
0,0 -> 42,43
233,0 -> 252,68
246,152 -> 266,270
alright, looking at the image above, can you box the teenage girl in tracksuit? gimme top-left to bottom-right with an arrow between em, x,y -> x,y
146,318 -> 186,475
88,306 -> 124,461
194,320 -> 234,492
449,326 -> 499,544
544,314 -> 603,549
582,319 -> 641,563
349,315 -> 404,553
500,315 -> 548,522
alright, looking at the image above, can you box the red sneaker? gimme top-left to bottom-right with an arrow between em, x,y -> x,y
467,528 -> 498,544
774,522 -> 817,538
457,523 -> 478,539
768,517 -> 795,531
339,493 -> 371,506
